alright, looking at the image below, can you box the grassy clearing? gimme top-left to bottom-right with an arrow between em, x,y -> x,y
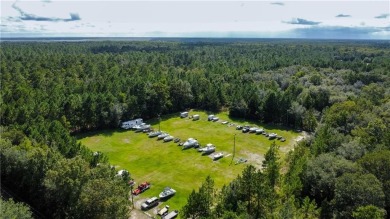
78,110 -> 300,213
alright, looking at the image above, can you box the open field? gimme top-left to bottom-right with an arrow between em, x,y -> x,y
78,110 -> 302,216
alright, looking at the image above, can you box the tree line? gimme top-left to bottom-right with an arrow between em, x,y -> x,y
2,40 -> 389,132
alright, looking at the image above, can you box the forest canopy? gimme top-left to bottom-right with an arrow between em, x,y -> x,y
1,39 -> 389,218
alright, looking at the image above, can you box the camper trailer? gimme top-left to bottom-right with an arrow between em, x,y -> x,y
121,118 -> 143,129
193,114 -> 200,121
180,112 -> 188,118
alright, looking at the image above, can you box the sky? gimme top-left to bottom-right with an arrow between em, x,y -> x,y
1,0 -> 390,39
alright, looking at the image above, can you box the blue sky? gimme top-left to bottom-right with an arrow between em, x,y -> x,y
1,0 -> 390,39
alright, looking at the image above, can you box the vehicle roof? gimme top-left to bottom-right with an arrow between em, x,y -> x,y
146,197 -> 158,202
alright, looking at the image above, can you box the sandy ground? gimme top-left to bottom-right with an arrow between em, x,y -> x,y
129,209 -> 152,219
129,197 -> 160,219
243,151 -> 265,169
279,131 -> 309,153
243,131 -> 309,170
129,195 -> 174,219
293,131 -> 308,143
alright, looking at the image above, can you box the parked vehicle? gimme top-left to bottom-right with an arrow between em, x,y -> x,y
159,187 -> 176,199
183,138 -> 199,149
236,125 -> 243,130
148,131 -> 162,137
268,133 -> 277,140
163,210 -> 179,219
135,124 -> 151,132
163,135 -> 174,142
213,152 -> 224,160
198,143 -> 216,154
256,128 -> 264,134
249,127 -> 258,133
208,115 -> 215,121
193,114 -> 200,121
157,133 -> 169,140
162,210 -> 179,219
180,112 -> 188,118
235,157 -> 248,165
141,197 -> 159,210
132,182 -> 150,195
121,118 -> 143,129
158,205 -> 170,216
143,127 -> 152,133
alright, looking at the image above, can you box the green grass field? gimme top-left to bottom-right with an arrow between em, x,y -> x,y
78,110 -> 301,214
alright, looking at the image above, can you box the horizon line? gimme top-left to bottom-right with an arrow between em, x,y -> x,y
1,36 -> 389,41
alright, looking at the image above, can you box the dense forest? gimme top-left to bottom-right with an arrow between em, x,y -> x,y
1,40 -> 390,218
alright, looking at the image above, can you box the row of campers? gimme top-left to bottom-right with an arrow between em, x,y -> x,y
121,118 -> 143,129
180,112 -> 200,121
121,118 -> 151,132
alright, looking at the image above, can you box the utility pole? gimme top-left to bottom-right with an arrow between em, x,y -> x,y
130,185 -> 134,209
158,114 -> 161,131
230,134 -> 236,166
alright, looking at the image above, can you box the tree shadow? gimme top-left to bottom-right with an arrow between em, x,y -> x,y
76,111 -> 300,140
145,112 -> 183,125
213,156 -> 223,161
77,113 -> 183,139
75,128 -> 127,139
201,152 -> 214,156
227,115 -> 296,132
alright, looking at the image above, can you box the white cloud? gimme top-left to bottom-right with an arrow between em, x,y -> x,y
1,0 -> 389,39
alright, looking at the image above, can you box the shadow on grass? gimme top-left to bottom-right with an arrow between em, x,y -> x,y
147,109 -> 223,125
74,111 -> 208,139
159,195 -> 175,202
76,111 -> 302,141
75,129 -> 116,139
162,141 -> 174,143
146,113 -> 183,125
213,157 -> 223,161
201,152 -> 213,156
75,128 -> 142,139
227,115 -> 296,132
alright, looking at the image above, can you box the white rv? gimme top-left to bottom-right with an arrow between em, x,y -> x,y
121,118 -> 143,129
180,112 -> 188,118
193,114 -> 200,121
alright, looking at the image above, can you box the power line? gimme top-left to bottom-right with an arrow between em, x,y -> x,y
1,184 -> 47,219
230,134 -> 236,166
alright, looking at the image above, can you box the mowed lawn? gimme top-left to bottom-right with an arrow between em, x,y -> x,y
78,110 -> 300,213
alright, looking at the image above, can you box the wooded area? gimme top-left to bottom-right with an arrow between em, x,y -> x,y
1,40 -> 389,218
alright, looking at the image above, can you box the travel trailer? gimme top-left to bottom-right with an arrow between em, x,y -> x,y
121,118 -> 143,129
193,114 -> 200,121
180,112 -> 189,118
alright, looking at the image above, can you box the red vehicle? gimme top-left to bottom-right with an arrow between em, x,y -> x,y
132,182 -> 150,195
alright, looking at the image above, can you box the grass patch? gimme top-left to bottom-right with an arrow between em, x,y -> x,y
78,110 -> 300,213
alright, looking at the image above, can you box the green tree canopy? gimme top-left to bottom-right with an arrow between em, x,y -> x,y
335,173 -> 385,218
